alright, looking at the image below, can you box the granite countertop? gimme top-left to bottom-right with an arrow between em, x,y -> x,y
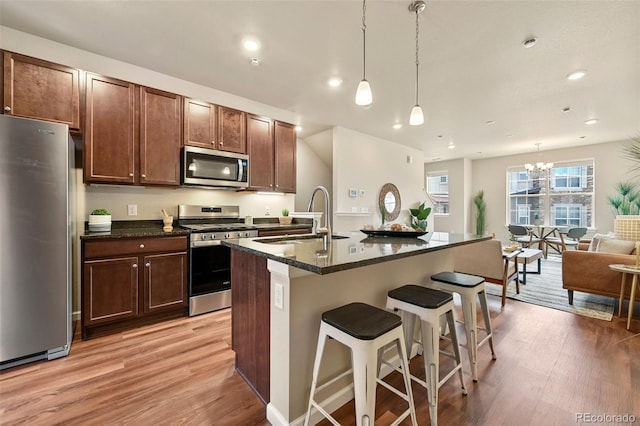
223,231 -> 491,275
80,220 -> 191,240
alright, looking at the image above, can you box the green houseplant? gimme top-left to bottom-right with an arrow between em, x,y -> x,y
473,190 -> 486,236
607,181 -> 640,216
409,202 -> 431,231
89,208 -> 112,232
279,208 -> 292,225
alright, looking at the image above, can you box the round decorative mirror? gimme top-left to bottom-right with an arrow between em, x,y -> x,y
378,183 -> 401,221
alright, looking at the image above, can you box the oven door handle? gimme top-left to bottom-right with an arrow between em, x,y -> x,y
191,240 -> 223,248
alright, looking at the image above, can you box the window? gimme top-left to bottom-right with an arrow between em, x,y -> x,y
427,171 -> 449,214
507,159 -> 594,227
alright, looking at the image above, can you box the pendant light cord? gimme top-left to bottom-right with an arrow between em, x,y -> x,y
362,0 -> 367,79
414,8 -> 420,106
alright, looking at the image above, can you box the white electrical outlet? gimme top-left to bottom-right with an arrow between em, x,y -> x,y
274,283 -> 284,310
127,204 -> 137,216
348,188 -> 357,197
265,205 -> 271,216
359,189 -> 366,197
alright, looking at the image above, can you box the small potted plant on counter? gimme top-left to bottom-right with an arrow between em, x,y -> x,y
89,208 -> 112,232
409,202 -> 431,232
279,208 -> 293,225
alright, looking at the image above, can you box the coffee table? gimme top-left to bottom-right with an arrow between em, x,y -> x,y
511,248 -> 543,284
609,263 -> 640,330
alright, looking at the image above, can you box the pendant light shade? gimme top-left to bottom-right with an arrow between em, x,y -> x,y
355,79 -> 373,106
409,105 -> 424,126
409,1 -> 426,126
355,0 -> 372,107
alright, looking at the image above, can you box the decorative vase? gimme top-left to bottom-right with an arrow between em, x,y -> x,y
88,214 -> 112,232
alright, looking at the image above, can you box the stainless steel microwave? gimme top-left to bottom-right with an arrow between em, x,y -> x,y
182,146 -> 249,188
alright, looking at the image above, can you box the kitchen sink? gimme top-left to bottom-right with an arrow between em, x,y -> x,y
256,234 -> 349,244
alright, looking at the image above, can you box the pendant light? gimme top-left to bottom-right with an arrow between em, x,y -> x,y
409,1 -> 425,126
355,0 -> 372,107
524,143 -> 554,171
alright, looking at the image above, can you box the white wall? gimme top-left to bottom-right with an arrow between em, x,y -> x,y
424,158 -> 469,234
295,136 -> 332,212
432,141 -> 632,242
332,127 -> 427,233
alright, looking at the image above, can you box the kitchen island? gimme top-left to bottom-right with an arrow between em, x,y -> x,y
223,231 -> 490,426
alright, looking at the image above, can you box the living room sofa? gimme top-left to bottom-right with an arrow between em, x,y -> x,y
562,240 -> 636,304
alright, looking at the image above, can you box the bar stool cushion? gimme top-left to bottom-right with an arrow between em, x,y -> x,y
321,302 -> 401,340
431,271 -> 484,288
388,285 -> 453,309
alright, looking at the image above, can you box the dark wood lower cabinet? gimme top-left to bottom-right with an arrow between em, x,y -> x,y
231,249 -> 270,404
81,236 -> 188,339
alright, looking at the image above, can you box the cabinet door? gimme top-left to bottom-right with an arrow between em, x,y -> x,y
183,98 -> 217,149
140,87 -> 182,186
143,252 -> 188,314
3,51 -> 80,129
218,106 -> 246,153
83,257 -> 139,325
84,73 -> 136,184
247,114 -> 274,191
274,121 -> 297,193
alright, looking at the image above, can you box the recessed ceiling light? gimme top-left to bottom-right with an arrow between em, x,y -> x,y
485,120 -> 495,125
522,37 -> 537,48
393,123 -> 403,129
249,58 -> 261,66
327,77 -> 342,87
506,134 -> 513,138
437,135 -> 443,139
579,135 -> 586,139
584,118 -> 599,125
242,38 -> 261,51
433,157 -> 441,161
448,142 -> 455,149
294,126 -> 302,132
563,106 -> 571,112
566,70 -> 586,81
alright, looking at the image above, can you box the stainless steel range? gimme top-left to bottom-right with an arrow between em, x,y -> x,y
179,205 -> 258,316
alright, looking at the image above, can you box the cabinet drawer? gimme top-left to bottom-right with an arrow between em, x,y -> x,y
84,236 -> 188,259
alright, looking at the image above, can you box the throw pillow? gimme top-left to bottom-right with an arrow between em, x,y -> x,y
588,233 -> 613,251
596,238 -> 636,255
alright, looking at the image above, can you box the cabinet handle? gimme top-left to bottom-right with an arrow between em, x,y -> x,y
211,141 -> 215,144
141,174 -> 146,178
145,262 -> 151,267
139,244 -> 145,249
129,173 -> 134,177
4,106 -> 11,112
220,141 -> 224,145
132,263 -> 138,269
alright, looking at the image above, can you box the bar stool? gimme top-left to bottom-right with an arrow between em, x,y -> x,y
385,285 -> 467,426
303,302 -> 417,426
430,271 -> 497,381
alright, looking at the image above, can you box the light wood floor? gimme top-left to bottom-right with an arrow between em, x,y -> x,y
1,296 -> 639,426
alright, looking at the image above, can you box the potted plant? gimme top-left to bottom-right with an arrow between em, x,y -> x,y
409,202 -> 431,231
279,208 -> 293,225
89,208 -> 112,231
473,190 -> 486,236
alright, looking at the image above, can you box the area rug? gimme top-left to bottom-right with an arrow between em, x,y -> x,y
483,254 -> 615,321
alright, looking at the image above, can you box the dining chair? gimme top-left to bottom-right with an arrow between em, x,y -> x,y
544,227 -> 587,257
508,225 -> 543,250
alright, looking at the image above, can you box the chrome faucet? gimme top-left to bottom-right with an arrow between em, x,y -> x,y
307,185 -> 332,244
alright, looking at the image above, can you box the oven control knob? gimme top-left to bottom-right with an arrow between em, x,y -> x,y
202,234 -> 209,240
225,233 -> 231,239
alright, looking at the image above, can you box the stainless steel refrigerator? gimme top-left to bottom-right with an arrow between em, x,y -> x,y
0,114 -> 74,369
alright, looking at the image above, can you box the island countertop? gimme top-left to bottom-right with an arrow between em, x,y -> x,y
223,231 -> 490,275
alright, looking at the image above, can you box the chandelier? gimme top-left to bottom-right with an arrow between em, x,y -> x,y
525,143 -> 553,171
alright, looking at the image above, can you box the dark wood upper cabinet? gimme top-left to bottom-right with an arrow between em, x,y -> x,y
140,87 -> 182,186
218,106 -> 246,153
274,121 -> 296,193
183,98 -> 217,149
2,51 -> 80,130
247,114 -> 274,191
84,73 -> 136,184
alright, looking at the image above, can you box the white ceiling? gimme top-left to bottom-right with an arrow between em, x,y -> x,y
1,1 -> 639,163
